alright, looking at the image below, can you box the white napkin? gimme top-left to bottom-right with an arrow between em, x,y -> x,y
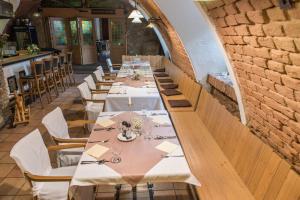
150,116 -> 171,125
156,141 -> 179,154
85,144 -> 109,159
97,118 -> 115,127
109,87 -> 121,94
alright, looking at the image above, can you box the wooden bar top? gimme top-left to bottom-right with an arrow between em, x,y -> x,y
0,51 -> 53,67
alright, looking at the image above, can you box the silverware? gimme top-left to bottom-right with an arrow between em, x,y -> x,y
162,155 -> 184,158
88,139 -> 110,143
81,159 -> 110,165
154,136 -> 177,140
99,114 -> 116,117
94,127 -> 115,131
151,112 -> 167,116
154,124 -> 172,128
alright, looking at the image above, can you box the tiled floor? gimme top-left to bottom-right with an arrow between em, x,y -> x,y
0,74 -> 197,200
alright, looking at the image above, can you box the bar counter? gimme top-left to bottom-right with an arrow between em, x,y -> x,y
0,51 -> 54,97
1,51 -> 53,67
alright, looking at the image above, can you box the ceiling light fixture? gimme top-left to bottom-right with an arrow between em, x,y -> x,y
128,0 -> 144,19
146,17 -> 164,28
132,17 -> 142,23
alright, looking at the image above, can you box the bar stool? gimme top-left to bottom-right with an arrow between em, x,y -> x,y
43,58 -> 59,97
19,71 -> 35,104
58,54 -> 69,88
52,56 -> 65,92
24,61 -> 51,108
66,52 -> 76,85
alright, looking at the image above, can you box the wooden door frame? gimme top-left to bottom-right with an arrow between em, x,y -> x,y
48,17 -> 69,50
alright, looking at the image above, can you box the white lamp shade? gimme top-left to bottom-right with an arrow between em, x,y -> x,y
146,22 -> 154,28
128,10 -> 144,19
132,17 -> 142,24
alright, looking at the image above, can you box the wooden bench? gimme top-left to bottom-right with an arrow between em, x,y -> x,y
170,89 -> 300,200
155,59 -> 201,112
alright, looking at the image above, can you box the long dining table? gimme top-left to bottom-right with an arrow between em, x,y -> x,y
70,110 -> 200,199
71,61 -> 200,199
104,63 -> 164,112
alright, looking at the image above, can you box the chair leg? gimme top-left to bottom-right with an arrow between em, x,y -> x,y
36,81 -> 44,108
45,78 -> 53,102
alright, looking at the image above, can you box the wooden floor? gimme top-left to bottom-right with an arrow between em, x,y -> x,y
0,74 -> 196,200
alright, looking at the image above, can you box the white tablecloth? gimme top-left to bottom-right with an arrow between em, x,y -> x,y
104,67 -> 165,112
70,111 -> 200,187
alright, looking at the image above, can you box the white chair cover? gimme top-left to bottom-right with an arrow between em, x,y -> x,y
10,129 -> 76,200
96,66 -> 105,76
78,82 -> 104,131
94,70 -> 103,82
84,75 -> 96,90
77,82 -> 92,101
42,107 -> 84,167
42,107 -> 69,139
77,82 -> 107,101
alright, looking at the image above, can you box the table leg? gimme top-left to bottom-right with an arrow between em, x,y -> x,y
132,186 -> 137,200
147,182 -> 154,200
115,184 -> 121,200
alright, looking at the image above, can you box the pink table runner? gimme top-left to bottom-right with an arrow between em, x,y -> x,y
85,112 -> 178,185
115,76 -> 154,88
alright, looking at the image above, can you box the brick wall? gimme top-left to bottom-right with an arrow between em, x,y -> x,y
199,0 -> 300,172
139,0 -> 195,79
0,68 -> 9,128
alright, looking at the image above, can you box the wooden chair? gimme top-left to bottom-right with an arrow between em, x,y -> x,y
13,91 -> 30,127
10,129 -> 86,200
95,66 -> 116,80
77,82 -> 105,128
42,107 -> 94,166
43,58 -> 59,97
84,75 -> 112,93
58,54 -> 69,88
52,56 -> 65,92
65,52 -> 76,85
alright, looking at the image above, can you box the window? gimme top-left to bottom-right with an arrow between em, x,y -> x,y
82,20 -> 93,45
53,20 -> 67,46
70,20 -> 78,45
111,21 -> 124,46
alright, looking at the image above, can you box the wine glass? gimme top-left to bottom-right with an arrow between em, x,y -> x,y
143,122 -> 153,140
111,144 -> 122,163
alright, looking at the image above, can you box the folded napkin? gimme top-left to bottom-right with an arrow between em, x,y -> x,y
114,82 -> 123,86
109,87 -> 125,94
156,141 -> 179,154
86,144 -> 109,159
150,115 -> 170,125
97,118 -> 115,127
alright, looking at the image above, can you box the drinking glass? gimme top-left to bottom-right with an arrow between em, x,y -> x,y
111,144 -> 122,163
143,122 -> 153,140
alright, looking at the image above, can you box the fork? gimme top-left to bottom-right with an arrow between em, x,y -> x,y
80,159 -> 110,165
88,139 -> 110,143
94,127 -> 115,131
162,155 -> 184,158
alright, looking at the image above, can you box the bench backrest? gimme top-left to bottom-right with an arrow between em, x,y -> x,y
196,89 -> 299,200
122,55 -> 163,69
163,58 -> 201,109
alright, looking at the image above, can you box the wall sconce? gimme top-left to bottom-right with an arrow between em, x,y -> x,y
146,17 -> 165,28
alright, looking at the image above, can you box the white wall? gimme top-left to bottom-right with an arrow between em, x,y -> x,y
0,0 -> 20,33
154,0 -> 227,84
153,0 -> 246,123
